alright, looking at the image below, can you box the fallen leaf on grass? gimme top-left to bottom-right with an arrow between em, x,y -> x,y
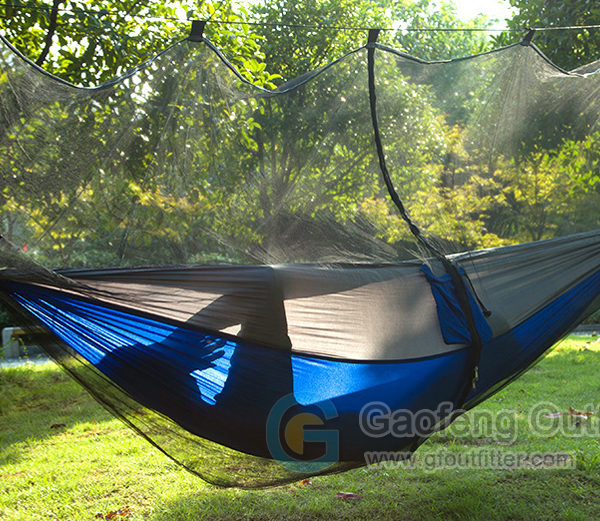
335,492 -> 361,500
568,407 -> 593,418
300,478 -> 312,485
96,506 -> 132,519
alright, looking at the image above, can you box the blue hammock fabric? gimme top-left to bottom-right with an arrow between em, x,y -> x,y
4,279 -> 469,460
3,261 -> 599,463
420,264 -> 493,345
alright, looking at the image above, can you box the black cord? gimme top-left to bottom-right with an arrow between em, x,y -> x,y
367,29 -> 483,407
2,2 -> 589,33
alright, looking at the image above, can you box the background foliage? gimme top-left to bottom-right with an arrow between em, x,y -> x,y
0,0 -> 598,268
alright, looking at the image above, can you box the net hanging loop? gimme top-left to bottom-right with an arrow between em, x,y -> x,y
189,20 -> 207,42
367,28 -> 380,44
521,27 -> 536,45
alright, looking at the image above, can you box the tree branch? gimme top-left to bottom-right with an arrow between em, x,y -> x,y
124,0 -> 144,17
36,0 -> 64,66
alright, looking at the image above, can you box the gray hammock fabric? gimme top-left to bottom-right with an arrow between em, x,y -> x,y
0,27 -> 598,487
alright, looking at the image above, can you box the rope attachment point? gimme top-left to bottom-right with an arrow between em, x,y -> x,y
189,20 -> 206,42
521,28 -> 535,45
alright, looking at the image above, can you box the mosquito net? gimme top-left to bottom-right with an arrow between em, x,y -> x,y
0,28 -> 598,487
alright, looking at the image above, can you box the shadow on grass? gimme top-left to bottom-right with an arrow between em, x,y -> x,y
148,467 -> 600,521
2,336 -> 600,520
0,362 -> 114,466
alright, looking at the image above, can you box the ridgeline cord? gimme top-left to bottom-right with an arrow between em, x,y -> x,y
3,3 -> 600,33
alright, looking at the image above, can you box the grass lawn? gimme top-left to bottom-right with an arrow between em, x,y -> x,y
1,335 -> 600,520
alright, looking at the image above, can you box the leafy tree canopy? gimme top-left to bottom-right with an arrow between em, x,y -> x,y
495,0 -> 600,70
391,0 -> 493,60
0,0 -> 264,84
0,0 -> 597,266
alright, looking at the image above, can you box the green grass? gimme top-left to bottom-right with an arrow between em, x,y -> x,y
2,335 -> 600,520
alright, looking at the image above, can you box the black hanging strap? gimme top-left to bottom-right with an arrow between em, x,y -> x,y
189,20 -> 207,42
366,30 -> 427,247
367,28 -> 380,44
521,28 -> 535,46
366,35 -> 484,399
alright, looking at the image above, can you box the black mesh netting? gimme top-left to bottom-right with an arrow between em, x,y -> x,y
0,32 -> 599,487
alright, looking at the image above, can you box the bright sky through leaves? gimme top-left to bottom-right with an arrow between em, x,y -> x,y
453,0 -> 515,27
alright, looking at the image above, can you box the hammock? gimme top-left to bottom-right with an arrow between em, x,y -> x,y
0,25 -> 598,487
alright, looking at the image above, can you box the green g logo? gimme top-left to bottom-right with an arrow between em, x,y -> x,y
266,394 -> 339,473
